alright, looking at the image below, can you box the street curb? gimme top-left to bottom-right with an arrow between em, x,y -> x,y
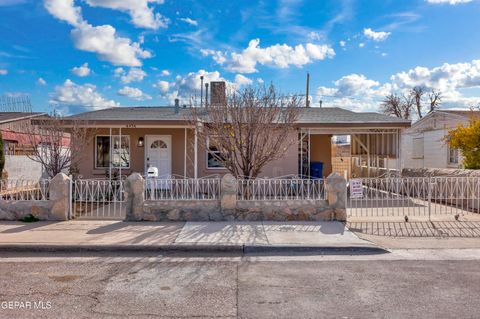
0,244 -> 388,255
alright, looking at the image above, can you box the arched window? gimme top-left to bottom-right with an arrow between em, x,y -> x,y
150,140 -> 167,149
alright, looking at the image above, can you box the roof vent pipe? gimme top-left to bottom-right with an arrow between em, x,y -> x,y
174,98 -> 180,114
205,83 -> 209,108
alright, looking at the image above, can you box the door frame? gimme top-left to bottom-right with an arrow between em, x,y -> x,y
144,135 -> 172,177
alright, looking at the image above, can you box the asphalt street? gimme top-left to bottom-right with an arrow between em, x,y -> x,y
1,251 -> 479,318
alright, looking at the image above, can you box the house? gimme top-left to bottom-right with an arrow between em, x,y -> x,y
0,112 -> 48,180
401,109 -> 479,169
65,95 -> 410,180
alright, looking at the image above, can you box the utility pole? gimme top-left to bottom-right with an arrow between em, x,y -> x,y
200,75 -> 204,107
205,83 -> 209,108
305,72 -> 310,108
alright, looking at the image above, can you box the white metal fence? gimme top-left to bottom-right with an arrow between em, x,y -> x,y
348,177 -> 480,219
238,178 -> 326,201
72,179 -> 126,219
0,179 -> 49,201
144,178 -> 221,200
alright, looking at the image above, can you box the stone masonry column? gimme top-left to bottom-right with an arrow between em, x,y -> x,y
124,173 -> 145,221
49,173 -> 71,221
220,174 -> 237,212
325,172 -> 347,221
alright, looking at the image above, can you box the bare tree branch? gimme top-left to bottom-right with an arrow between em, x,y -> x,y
187,85 -> 301,179
26,116 -> 95,178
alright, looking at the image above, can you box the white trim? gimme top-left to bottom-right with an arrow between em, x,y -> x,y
144,135 -> 172,177
205,136 -> 228,170
94,134 -> 131,170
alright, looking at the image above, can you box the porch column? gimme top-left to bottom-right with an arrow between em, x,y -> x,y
184,128 -> 187,178
194,126 -> 198,179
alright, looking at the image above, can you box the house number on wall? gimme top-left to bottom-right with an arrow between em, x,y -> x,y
125,124 -> 136,128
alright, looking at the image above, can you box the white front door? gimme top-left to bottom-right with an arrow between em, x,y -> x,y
145,135 -> 172,177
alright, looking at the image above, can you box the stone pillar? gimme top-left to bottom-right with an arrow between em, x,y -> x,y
220,174 -> 237,211
325,172 -> 347,221
124,173 -> 145,221
49,173 -> 71,221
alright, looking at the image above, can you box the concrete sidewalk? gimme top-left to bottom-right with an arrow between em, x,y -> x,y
0,220 -> 381,254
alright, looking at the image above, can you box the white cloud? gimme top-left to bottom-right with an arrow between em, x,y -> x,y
71,62 -> 91,77
84,0 -> 169,29
117,86 -> 152,101
426,0 -> 472,4
339,40 -> 346,47
154,80 -> 170,94
37,77 -> 47,85
44,0 -> 83,26
234,74 -> 253,87
316,59 -> 480,112
50,79 -> 119,110
391,59 -> 480,96
72,23 -> 151,66
0,69 -> 7,75
114,67 -> 147,83
178,17 -> 198,26
202,39 -> 335,74
161,69 -> 170,76
44,0 -> 151,66
359,43 -> 365,48
363,28 -> 391,41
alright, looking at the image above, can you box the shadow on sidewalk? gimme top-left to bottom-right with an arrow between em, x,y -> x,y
0,221 -> 56,234
347,221 -> 480,238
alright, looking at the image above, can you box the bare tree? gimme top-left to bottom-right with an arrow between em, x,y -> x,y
187,85 -> 301,179
411,86 -> 425,118
428,89 -> 442,112
26,116 -> 95,178
381,93 -> 414,119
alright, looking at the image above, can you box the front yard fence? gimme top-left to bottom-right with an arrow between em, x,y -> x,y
0,179 -> 50,201
144,177 -> 221,200
237,178 -> 326,201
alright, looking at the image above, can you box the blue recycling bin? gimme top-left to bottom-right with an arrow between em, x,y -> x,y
310,162 -> 323,178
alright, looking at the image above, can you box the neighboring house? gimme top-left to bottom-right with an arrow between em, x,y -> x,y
0,112 -> 48,180
401,110 -> 479,169
65,94 -> 410,180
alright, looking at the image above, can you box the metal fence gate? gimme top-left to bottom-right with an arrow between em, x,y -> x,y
347,177 -> 480,221
71,179 -> 126,220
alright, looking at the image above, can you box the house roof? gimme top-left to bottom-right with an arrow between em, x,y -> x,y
0,112 -> 47,124
66,106 -> 411,128
437,109 -> 480,118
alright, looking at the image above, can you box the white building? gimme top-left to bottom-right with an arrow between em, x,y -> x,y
401,110 -> 479,169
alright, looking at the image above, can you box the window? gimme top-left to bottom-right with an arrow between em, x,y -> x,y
150,140 -> 167,149
96,135 -> 130,168
412,137 -> 424,159
206,137 -> 225,169
448,147 -> 459,164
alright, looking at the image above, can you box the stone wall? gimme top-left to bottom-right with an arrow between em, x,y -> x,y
0,173 -> 71,221
124,172 -> 348,222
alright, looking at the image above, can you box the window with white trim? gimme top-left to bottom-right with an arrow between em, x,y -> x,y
448,146 -> 459,164
412,137 -> 424,159
206,136 -> 225,169
96,135 -> 130,168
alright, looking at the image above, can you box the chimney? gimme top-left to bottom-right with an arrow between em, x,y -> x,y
210,81 -> 226,106
205,83 -> 209,108
174,98 -> 180,114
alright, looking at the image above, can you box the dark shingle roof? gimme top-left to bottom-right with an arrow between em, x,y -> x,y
0,112 -> 46,124
67,106 -> 410,126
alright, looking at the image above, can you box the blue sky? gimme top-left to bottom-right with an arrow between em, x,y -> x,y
0,0 -> 480,114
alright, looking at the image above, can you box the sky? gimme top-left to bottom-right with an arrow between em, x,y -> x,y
0,0 -> 480,115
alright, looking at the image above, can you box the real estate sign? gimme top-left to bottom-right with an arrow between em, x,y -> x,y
350,179 -> 363,198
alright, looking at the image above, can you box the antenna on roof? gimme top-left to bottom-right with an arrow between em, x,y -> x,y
0,94 -> 33,113
200,75 -> 204,107
305,72 -> 310,108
